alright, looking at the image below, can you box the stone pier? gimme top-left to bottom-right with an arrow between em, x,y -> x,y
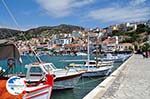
83,54 -> 150,99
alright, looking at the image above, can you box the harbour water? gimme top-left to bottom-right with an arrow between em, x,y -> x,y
0,55 -> 122,99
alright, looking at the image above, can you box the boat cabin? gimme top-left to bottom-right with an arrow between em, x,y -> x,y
25,63 -> 55,82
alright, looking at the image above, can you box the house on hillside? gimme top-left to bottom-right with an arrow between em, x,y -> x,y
126,22 -> 137,31
71,30 -> 82,38
147,20 -> 150,27
50,37 -> 73,46
117,43 -> 134,51
102,36 -> 119,52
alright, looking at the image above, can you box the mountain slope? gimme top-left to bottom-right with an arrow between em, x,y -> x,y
0,24 -> 84,40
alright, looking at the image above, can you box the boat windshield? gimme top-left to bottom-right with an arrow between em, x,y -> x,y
84,61 -> 96,65
43,64 -> 57,72
44,65 -> 53,72
30,67 -> 43,73
50,64 -> 57,69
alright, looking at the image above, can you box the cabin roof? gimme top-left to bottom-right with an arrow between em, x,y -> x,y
0,40 -> 20,61
26,62 -> 52,67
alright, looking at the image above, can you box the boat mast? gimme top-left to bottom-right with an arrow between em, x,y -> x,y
87,31 -> 90,70
96,40 -> 98,68
96,29 -> 100,68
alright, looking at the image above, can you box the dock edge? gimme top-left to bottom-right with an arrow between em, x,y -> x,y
83,54 -> 134,99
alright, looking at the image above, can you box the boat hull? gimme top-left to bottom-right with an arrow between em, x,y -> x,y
23,85 -> 52,99
0,74 -> 53,99
82,67 -> 112,77
102,58 -> 125,62
53,73 -> 81,90
25,73 -> 82,90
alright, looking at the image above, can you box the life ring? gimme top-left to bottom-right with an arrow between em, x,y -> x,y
7,58 -> 15,67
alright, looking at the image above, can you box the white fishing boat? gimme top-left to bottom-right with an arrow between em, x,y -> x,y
100,53 -> 128,62
25,62 -> 83,90
68,32 -> 113,77
76,52 -> 87,56
68,60 -> 113,77
69,60 -> 113,68
88,60 -> 114,67
81,66 -> 112,77
117,54 -> 131,59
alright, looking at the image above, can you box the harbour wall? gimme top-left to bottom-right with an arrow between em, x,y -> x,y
83,54 -> 134,99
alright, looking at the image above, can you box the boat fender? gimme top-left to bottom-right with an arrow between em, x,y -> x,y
45,74 -> 55,86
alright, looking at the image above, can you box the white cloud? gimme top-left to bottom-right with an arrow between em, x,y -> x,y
130,0 -> 147,6
36,0 -> 94,17
0,24 -> 38,31
88,0 -> 150,23
0,24 -> 15,29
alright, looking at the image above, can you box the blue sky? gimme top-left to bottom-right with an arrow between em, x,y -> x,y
0,0 -> 150,30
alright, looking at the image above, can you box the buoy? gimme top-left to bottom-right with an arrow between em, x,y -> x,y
0,67 -> 2,71
3,69 -> 6,72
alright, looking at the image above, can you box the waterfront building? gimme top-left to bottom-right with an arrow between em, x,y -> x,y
102,36 -> 118,52
126,22 -> 137,31
117,43 -> 134,51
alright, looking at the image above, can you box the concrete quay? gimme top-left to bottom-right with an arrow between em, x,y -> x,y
83,54 -> 150,99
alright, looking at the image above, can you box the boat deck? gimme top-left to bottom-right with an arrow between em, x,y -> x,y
53,69 -> 82,78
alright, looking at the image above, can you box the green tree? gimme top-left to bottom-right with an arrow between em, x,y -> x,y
136,24 -> 147,33
141,43 -> 150,52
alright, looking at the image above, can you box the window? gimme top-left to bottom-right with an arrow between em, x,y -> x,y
89,62 -> 96,65
44,65 -> 53,72
30,67 -> 42,73
50,64 -> 57,69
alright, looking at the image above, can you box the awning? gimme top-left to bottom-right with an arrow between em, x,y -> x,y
0,40 -> 20,61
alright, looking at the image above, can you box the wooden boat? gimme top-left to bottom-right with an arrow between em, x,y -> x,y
0,41 -> 54,99
23,74 -> 54,99
0,74 -> 54,99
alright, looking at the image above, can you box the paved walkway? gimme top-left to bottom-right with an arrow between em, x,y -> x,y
102,54 -> 150,99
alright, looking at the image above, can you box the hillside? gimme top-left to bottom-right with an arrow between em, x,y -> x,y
0,24 -> 84,40
0,28 -> 22,39
112,24 -> 150,44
